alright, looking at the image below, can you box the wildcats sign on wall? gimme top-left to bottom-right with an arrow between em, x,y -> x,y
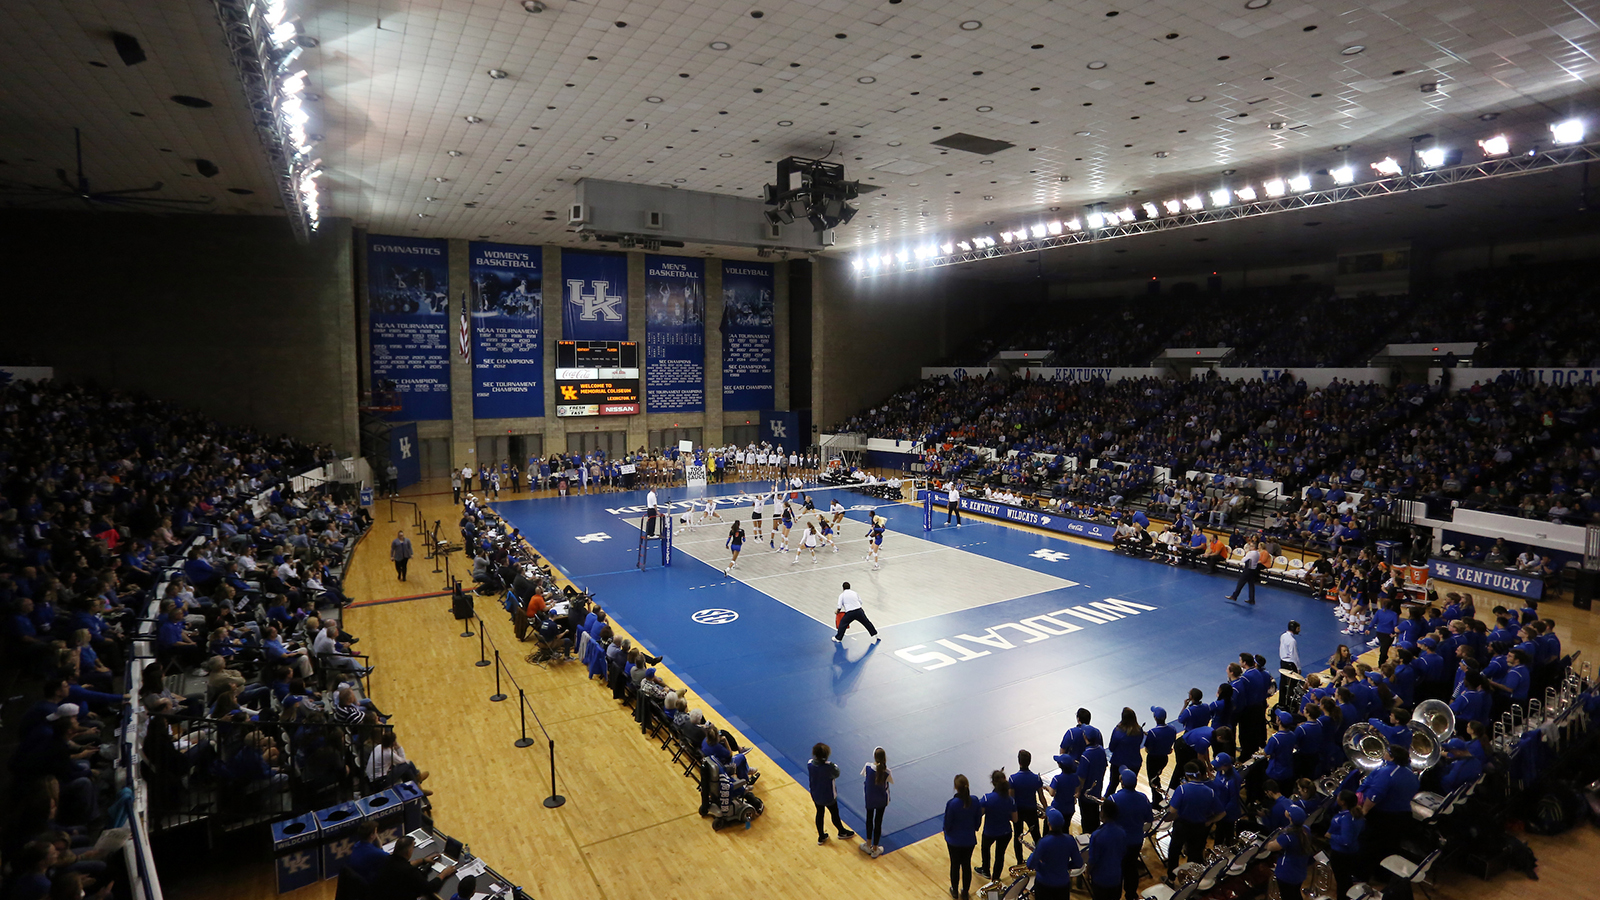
468,241 -> 544,418
561,250 -> 628,341
367,235 -> 450,421
645,255 -> 705,413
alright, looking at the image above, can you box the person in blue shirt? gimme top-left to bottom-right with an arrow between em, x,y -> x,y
1060,707 -> 1101,760
1110,770 -> 1153,900
1265,805 -> 1311,900
1085,798 -> 1128,900
1009,750 -> 1046,862
1208,752 -> 1242,844
1027,808 -> 1083,900
860,747 -> 892,858
1437,739 -> 1483,794
1162,763 -> 1222,883
448,873 -> 479,900
976,770 -> 1016,881
1451,672 -> 1493,728
1107,707 -> 1144,785
1045,755 -> 1080,834
1358,744 -> 1420,871
345,820 -> 389,884
1264,711 -> 1298,785
1173,690 -> 1209,774
1490,648 -> 1533,708
1142,706 -> 1177,798
807,742 -> 855,845
1209,681 -> 1237,731
1372,599 -> 1400,665
1078,731 -> 1109,833
944,774 -> 983,899
1292,712 -> 1324,780
1325,790 -> 1365,900
1258,779 -> 1298,834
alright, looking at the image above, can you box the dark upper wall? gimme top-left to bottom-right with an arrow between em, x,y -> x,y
0,211 -> 358,451
813,256 -> 996,430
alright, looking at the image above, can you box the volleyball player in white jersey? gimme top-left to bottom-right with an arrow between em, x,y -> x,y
697,496 -> 722,526
830,497 -> 846,527
750,491 -> 765,544
792,522 -> 822,564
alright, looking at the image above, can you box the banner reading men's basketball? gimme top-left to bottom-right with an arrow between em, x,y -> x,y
645,255 -> 705,413
468,241 -> 544,418
366,235 -> 451,420
561,250 -> 629,341
721,261 -> 775,411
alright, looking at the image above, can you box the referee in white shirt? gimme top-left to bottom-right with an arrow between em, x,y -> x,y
1278,620 -> 1301,706
645,488 -> 659,537
832,582 -> 880,643
1225,540 -> 1261,604
947,480 -> 962,526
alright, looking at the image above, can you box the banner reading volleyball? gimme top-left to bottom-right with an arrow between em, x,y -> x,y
561,250 -> 629,341
721,260 -> 775,411
366,234 -> 451,420
644,255 -> 705,413
469,241 -> 544,418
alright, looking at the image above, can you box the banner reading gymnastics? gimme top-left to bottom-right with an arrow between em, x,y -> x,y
645,255 -> 705,413
367,234 -> 450,420
721,261 -> 775,411
561,250 -> 629,342
469,241 -> 544,418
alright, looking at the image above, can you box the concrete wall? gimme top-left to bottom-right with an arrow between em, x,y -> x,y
0,211 -> 359,451
812,257 -> 992,429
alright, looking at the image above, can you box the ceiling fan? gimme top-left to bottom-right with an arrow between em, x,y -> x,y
0,127 -> 215,211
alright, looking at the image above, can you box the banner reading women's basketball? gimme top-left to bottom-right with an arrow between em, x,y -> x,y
560,250 -> 629,341
645,255 -> 705,413
721,261 -> 775,411
367,235 -> 451,420
468,241 -> 544,418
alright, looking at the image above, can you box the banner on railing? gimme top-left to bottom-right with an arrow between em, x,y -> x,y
918,492 -> 1117,542
1427,558 -> 1543,599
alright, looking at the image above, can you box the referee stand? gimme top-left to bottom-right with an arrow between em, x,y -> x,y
637,510 -> 673,570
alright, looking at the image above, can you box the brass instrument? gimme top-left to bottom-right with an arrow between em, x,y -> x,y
1342,723 -> 1387,773
1410,699 -> 1455,741
1407,725 -> 1441,773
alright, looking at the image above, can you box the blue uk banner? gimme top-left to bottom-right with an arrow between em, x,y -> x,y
721,261 -> 775,411
561,250 -> 629,341
645,255 -> 705,413
367,235 -> 451,420
469,241 -> 544,418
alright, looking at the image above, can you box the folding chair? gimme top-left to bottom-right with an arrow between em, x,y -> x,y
1380,848 -> 1441,900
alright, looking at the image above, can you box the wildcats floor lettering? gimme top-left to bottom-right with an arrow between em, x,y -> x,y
894,597 -> 1159,670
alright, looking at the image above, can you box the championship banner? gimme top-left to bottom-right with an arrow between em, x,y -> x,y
721,261 -> 775,410
469,241 -> 544,418
367,235 -> 450,420
645,255 -> 705,412
561,250 -> 629,341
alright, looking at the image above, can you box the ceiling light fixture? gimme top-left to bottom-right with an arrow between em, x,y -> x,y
1087,61 -> 1108,70
857,76 -> 876,84
1478,134 -> 1509,157
976,105 -> 993,112
435,176 -> 449,183
645,96 -> 663,103
1209,188 -> 1231,207
487,69 -> 508,79
1244,0 -> 1271,8
1370,156 -> 1403,176
1330,165 -> 1356,184
1183,195 -> 1203,211
464,115 -> 483,123
1551,118 -> 1585,144
1287,174 -> 1312,192
1140,202 -> 1160,218
1187,95 -> 1207,103
960,20 -> 983,30
777,120 -> 793,126
447,150 -> 462,157
1478,112 -> 1499,122
1262,179 -> 1286,197
1417,147 -> 1446,169
601,135 -> 617,141
709,40 -> 730,50
1163,199 -> 1182,214
1234,185 -> 1257,201
521,0 -> 544,11
1341,45 -> 1365,55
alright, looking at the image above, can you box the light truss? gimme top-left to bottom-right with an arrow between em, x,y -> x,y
858,141 -> 1600,277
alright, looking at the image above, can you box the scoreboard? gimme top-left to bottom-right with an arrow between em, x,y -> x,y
555,340 -> 640,416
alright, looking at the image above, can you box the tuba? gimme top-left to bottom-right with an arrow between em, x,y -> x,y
1411,699 -> 1456,742
1407,725 -> 1441,772
1343,723 -> 1388,772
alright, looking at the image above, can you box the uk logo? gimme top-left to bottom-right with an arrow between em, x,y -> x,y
398,437 -> 413,459
769,419 -> 787,438
576,532 -> 612,543
691,608 -> 739,625
1030,548 -> 1072,563
567,278 -> 624,321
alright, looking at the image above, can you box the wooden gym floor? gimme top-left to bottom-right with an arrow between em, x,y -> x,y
166,476 -> 1599,900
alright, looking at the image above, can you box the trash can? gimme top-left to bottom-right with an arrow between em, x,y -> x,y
356,789 -> 406,846
1374,540 -> 1401,566
314,800 -> 364,880
392,780 -> 427,832
270,813 -> 320,893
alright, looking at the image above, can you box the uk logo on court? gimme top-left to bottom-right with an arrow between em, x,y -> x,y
1030,548 -> 1071,563
575,532 -> 612,543
691,608 -> 739,625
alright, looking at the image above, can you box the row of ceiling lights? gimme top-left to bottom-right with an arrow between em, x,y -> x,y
853,119 -> 1587,272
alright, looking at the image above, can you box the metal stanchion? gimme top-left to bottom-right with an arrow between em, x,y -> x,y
475,618 -> 490,666
490,651 -> 507,702
543,739 -> 566,808
388,497 -> 395,523
515,689 -> 535,748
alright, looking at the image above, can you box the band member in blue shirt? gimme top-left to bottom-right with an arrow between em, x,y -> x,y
1085,798 -> 1128,900
944,774 -> 982,899
1162,763 -> 1222,883
1142,706 -> 1178,798
1110,770 -> 1153,900
1009,750 -> 1047,861
976,770 -> 1016,881
1027,808 -> 1083,900
1265,805 -> 1311,900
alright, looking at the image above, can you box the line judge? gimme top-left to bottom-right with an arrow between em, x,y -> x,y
833,582 -> 880,643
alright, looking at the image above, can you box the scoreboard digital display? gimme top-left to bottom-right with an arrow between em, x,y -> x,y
555,340 -> 640,416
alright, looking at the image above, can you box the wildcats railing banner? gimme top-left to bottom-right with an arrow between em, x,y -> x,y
469,241 -> 544,418
645,255 -> 705,413
721,260 -> 774,411
367,235 -> 450,420
561,250 -> 629,341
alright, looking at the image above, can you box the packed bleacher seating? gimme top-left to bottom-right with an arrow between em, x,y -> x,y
0,377 -> 381,899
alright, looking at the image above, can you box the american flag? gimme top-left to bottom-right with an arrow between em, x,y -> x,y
458,292 -> 470,361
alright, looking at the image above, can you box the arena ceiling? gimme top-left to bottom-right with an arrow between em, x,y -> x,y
3,0 -> 1599,264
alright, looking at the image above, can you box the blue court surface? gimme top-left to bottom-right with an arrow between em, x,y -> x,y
493,482 -> 1345,852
